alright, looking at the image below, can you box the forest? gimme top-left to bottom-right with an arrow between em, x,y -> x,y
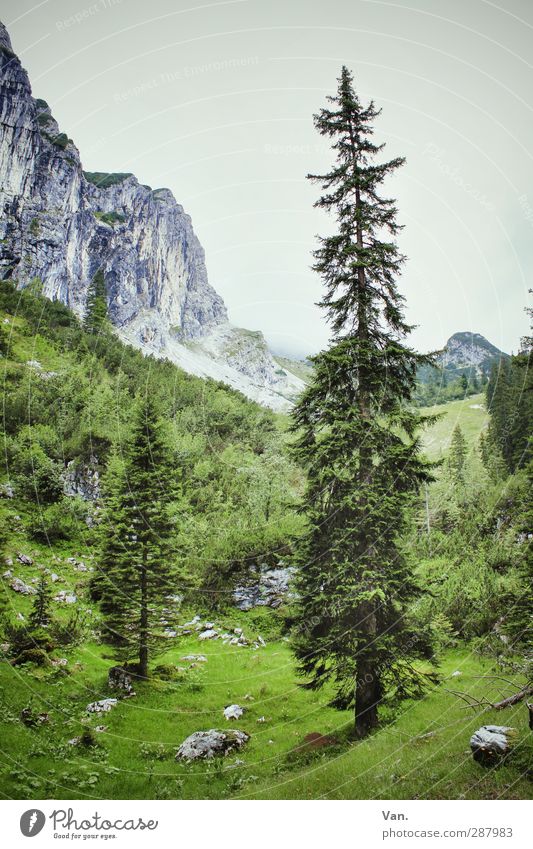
0,69 -> 531,801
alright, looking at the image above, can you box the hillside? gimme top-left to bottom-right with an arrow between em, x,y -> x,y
421,394 -> 489,460
0,285 -> 530,802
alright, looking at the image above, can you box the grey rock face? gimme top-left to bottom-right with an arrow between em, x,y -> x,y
0,22 -> 226,337
442,332 -> 507,371
62,458 -> 101,502
234,565 -> 294,611
0,22 -> 304,410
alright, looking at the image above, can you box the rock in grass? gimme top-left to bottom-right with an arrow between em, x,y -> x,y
223,704 -> 244,721
108,665 -> 134,694
470,725 -> 515,766
16,553 -> 33,566
198,629 -> 218,640
176,729 -> 249,760
86,698 -> 118,714
180,654 -> 207,662
10,577 -> 36,594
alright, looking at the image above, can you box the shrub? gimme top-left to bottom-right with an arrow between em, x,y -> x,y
13,647 -> 49,667
29,497 -> 89,542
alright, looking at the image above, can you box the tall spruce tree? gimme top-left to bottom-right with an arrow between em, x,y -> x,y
291,67 -> 435,737
98,395 -> 178,677
84,269 -> 109,335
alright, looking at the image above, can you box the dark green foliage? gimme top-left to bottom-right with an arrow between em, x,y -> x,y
12,647 -> 49,667
291,68 -> 436,737
97,397 -> 182,676
84,268 -> 109,335
447,425 -> 468,484
29,576 -> 53,628
501,461 -> 533,652
41,130 -> 69,149
83,172 -> 133,188
486,349 -> 532,473
94,211 -> 127,227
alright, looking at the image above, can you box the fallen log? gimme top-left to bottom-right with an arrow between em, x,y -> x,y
492,684 -> 533,711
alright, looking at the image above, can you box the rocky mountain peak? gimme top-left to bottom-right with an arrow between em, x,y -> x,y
442,331 -> 507,371
0,22 -> 12,53
0,21 -> 302,410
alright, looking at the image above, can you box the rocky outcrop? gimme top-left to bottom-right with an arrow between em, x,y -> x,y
234,564 -> 294,611
441,332 -> 507,374
176,729 -> 249,760
0,22 -> 303,411
62,458 -> 101,502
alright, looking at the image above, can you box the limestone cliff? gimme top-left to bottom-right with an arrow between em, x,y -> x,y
0,22 -> 302,410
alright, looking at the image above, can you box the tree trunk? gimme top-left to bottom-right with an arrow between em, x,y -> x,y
355,657 -> 380,737
139,547 -> 149,679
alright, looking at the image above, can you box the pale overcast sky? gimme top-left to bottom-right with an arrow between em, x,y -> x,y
3,0 -> 532,358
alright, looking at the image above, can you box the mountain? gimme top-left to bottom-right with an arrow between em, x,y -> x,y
0,22 -> 302,411
441,331 -> 508,375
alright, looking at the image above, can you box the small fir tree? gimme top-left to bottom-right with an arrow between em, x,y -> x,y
84,268 -> 109,335
29,576 -> 53,628
98,394 -> 178,677
447,425 -> 468,484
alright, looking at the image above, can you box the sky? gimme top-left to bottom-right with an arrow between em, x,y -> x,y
2,0 -> 533,358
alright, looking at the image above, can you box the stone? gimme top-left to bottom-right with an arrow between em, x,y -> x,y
2,569 -> 13,578
54,590 -> 77,603
198,629 -> 218,641
0,483 -> 14,498
176,729 -> 249,761
51,657 -> 68,667
223,704 -> 244,721
450,670 -> 462,677
50,573 -> 60,582
16,553 -> 33,566
470,726 -> 514,766
86,698 -> 118,714
180,654 -> 207,663
10,577 -> 36,595
108,666 -> 134,694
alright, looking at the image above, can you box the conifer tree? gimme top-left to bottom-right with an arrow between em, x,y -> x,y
447,425 -> 468,484
98,395 -> 178,677
84,269 -> 109,335
291,67 -> 435,737
29,576 -> 53,628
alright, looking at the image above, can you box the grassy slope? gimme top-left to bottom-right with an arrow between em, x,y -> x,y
420,393 -> 489,460
0,629 -> 530,799
273,356 -> 314,385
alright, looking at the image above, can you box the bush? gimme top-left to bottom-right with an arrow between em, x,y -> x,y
13,647 -> 49,667
6,624 -> 56,657
29,497 -> 89,542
